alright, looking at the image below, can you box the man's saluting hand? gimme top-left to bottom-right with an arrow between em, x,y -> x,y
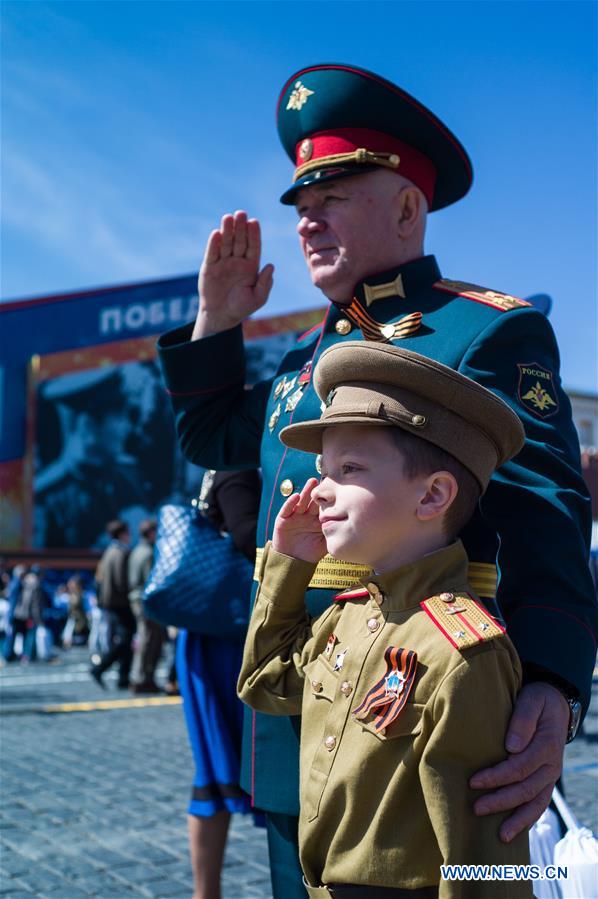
193,210 -> 274,339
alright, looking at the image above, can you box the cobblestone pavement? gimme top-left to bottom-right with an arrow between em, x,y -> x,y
0,647 -> 271,898
1,647 -> 597,899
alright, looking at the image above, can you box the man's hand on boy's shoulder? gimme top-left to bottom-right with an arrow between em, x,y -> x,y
272,478 -> 327,565
470,682 -> 569,841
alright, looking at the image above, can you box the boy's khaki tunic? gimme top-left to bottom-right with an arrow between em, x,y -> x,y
239,541 -> 533,898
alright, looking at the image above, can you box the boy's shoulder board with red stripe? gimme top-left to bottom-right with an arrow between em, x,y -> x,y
420,591 -> 506,651
434,279 -> 532,312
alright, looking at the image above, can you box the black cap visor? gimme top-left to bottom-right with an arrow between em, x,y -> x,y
280,163 -> 379,205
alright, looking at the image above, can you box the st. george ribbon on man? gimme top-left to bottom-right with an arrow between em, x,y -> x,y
158,64 -> 597,898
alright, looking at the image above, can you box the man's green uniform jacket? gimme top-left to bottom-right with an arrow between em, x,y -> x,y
158,254 -> 597,815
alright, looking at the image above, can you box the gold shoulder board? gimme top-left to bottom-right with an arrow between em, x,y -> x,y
434,279 -> 532,312
420,592 -> 506,651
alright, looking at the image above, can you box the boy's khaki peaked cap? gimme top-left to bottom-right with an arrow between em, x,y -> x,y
280,342 -> 525,491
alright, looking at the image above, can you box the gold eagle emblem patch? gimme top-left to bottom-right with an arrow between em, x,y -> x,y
517,363 -> 559,418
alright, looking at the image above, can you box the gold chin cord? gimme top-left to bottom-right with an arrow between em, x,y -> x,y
293,148 -> 400,182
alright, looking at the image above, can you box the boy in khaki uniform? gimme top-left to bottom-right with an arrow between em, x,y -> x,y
238,342 -> 534,899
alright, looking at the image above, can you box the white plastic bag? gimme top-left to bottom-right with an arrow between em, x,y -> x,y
529,806 -> 563,898
552,787 -> 598,899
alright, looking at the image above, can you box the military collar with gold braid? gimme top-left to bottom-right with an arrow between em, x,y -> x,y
330,255 -> 440,343
253,547 -> 498,601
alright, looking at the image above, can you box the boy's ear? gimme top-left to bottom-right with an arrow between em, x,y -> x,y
416,472 -> 459,522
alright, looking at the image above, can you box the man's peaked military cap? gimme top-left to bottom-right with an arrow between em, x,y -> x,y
280,342 -> 524,491
277,63 -> 473,210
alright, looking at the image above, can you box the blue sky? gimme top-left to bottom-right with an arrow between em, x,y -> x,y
1,0 -> 596,391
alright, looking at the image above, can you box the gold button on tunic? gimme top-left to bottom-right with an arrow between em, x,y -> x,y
367,582 -> 384,603
335,319 -> 352,336
280,479 -> 294,497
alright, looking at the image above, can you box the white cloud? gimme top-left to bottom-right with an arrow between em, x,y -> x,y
1,136 -> 318,315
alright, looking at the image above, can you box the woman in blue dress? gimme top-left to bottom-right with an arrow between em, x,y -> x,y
177,468 -> 262,899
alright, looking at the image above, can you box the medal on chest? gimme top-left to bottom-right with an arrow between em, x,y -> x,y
285,386 -> 304,412
271,360 -> 313,430
324,633 -> 337,658
333,648 -> 348,671
344,300 -> 423,343
298,360 -> 312,385
268,403 -> 281,432
384,668 -> 406,699
353,646 -> 418,733
281,376 -> 297,398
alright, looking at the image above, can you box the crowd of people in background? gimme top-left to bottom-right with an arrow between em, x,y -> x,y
0,523 -> 178,695
1,477 -> 260,899
0,562 -> 93,665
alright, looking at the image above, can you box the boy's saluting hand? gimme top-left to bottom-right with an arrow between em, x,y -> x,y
272,478 -> 327,564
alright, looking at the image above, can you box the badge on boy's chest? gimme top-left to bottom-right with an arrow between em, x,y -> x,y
324,633 -> 348,671
333,647 -> 349,671
324,633 -> 337,659
384,667 -> 406,699
353,646 -> 418,732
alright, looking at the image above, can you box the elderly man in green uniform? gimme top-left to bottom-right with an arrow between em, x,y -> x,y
158,64 -> 596,897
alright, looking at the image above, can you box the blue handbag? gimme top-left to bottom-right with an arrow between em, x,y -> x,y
142,503 -> 255,639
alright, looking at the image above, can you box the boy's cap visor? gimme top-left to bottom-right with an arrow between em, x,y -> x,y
279,342 -> 525,492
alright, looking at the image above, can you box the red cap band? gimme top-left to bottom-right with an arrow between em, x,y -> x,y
295,127 -> 437,206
